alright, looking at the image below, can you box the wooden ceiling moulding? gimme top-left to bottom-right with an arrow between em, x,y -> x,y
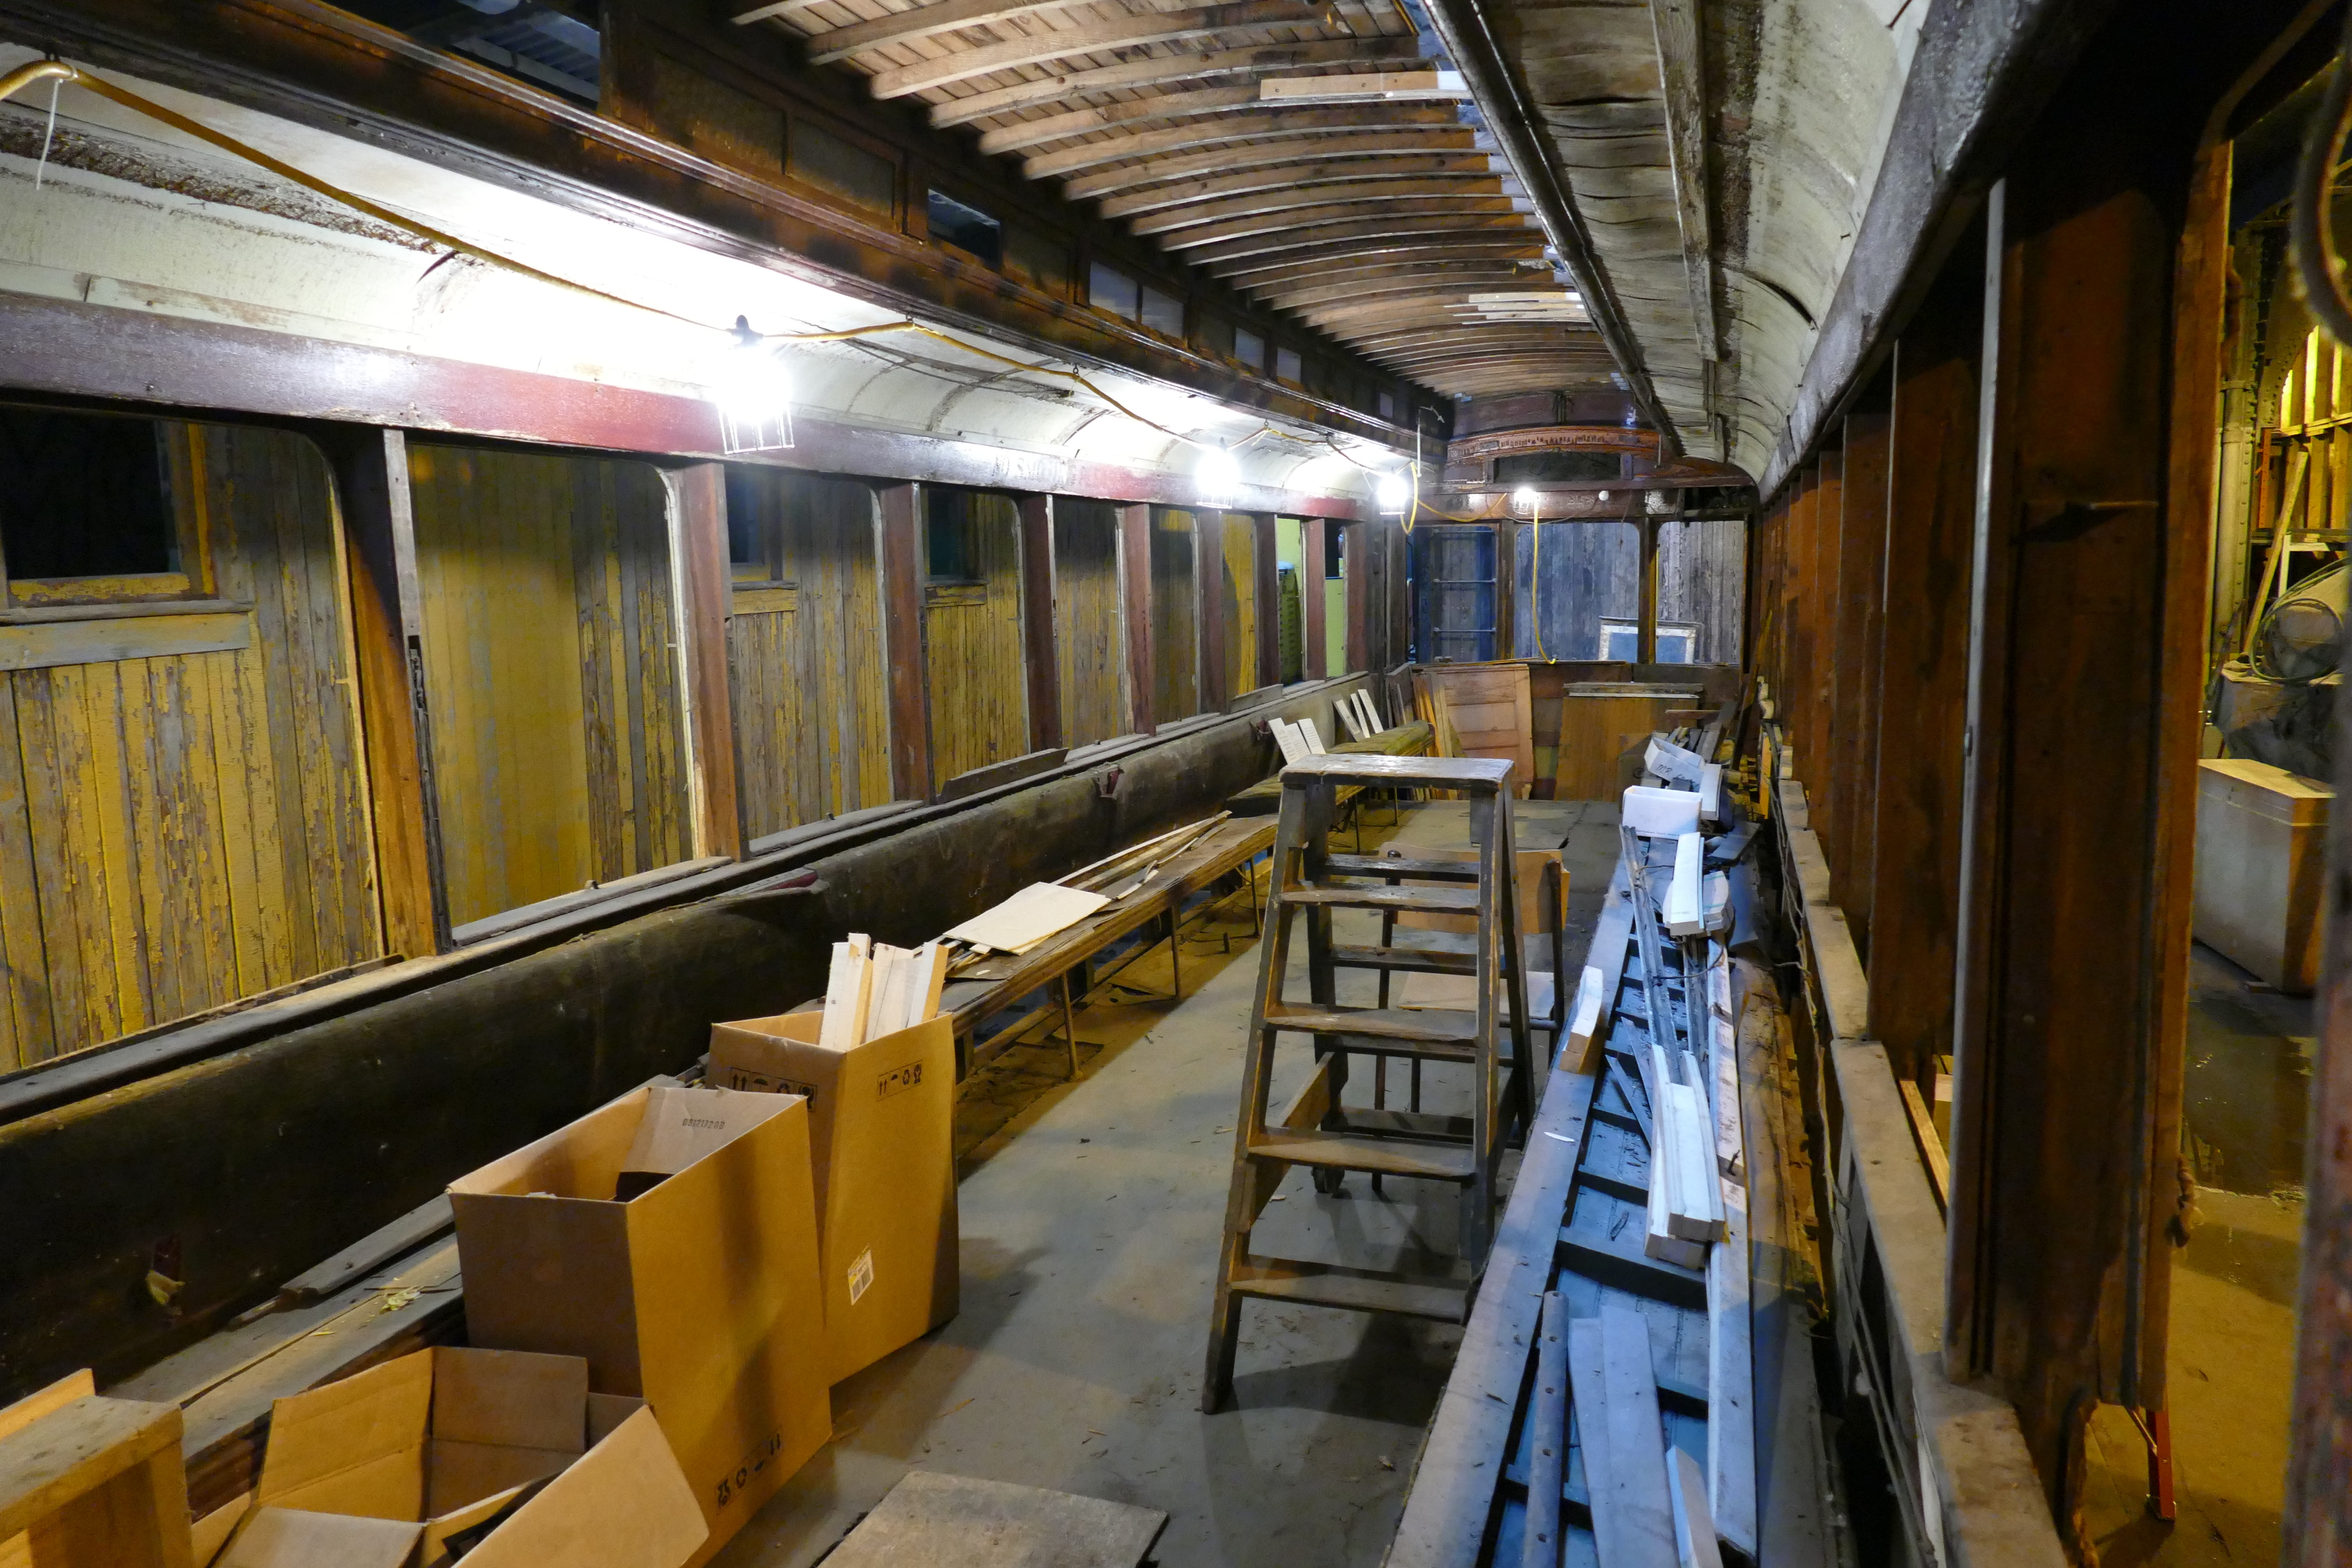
1448,424 -> 1665,462
876,5 -> 1336,102
1020,104 -> 1462,175
1060,129 -> 1479,198
1129,176 -> 1507,235
931,36 -> 1426,126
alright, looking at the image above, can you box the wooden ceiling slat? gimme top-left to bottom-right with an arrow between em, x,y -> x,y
1129,176 -> 1505,234
804,0 -> 1086,64
1223,241 -> 1549,289
869,3 -> 1334,99
931,37 -> 1423,125
1018,104 -> 1460,173
1262,273 -> 1547,312
1184,211 -> 1534,266
1061,129 -> 1477,198
1158,195 -> 1519,249
1096,153 -> 1493,216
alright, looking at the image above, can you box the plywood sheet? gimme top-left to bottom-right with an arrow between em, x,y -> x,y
1422,664 -> 1533,796
819,1471 -> 1165,1568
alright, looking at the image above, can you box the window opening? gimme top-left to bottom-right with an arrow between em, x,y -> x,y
1089,263 -> 1141,322
1140,284 -> 1185,339
927,190 -> 1003,267
1235,328 -> 1268,373
925,490 -> 983,585
1275,346 -> 1304,386
335,0 -> 601,104
1496,450 -> 1623,485
0,407 -> 187,602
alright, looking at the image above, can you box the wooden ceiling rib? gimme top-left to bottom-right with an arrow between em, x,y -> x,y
744,0 -> 1616,400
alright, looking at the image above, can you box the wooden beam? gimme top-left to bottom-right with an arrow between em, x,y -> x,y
1649,0 -> 1719,362
1018,493 -> 1063,751
874,5 -> 1331,100
1022,105 -> 1464,176
1493,518 -> 1517,658
1118,503 -> 1157,734
1252,513 -> 1281,687
1833,406 -> 1889,952
1196,508 -> 1228,707
1062,130 -> 1479,199
326,427 -> 448,959
1343,521 -> 1369,674
664,463 -> 744,861
1636,515 -> 1660,664
1867,238 -> 1978,1093
806,0 -> 1102,64
1132,178 -> 1508,235
934,37 -> 1425,126
876,482 -> 934,801
1302,515 -> 1329,679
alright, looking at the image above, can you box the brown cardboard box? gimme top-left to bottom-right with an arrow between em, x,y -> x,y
218,1346 -> 706,1568
706,1013 -> 958,1384
448,1088 -> 832,1562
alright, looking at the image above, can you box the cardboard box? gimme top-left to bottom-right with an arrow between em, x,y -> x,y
2194,757 -> 2331,992
218,1346 -> 706,1568
707,1013 -> 959,1384
448,1088 -> 832,1562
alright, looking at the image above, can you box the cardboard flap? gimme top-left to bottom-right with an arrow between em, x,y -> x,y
448,1090 -> 648,1201
424,1440 -> 575,1518
620,1087 -> 796,1180
258,1351 -> 432,1521
585,1394 -> 645,1447
217,1505 -> 424,1568
419,1483 -> 535,1568
429,1348 -> 587,1451
451,1407 -> 708,1568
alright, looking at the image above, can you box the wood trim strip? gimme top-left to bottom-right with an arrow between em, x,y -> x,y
664,463 -> 744,861
877,482 -> 934,800
1118,503 -> 1157,735
1018,494 -> 1063,751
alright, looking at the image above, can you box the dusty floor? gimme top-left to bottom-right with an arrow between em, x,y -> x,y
710,799 -> 1615,1567
2080,943 -> 2313,1566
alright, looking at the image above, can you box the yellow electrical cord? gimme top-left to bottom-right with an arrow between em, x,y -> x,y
0,59 -> 1396,480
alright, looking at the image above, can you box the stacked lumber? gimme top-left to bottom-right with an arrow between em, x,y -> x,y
818,936 -> 952,1047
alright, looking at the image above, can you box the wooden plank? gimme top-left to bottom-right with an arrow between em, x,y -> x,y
1833,406 -> 1890,953
665,462 -> 744,861
1195,509 -> 1228,710
818,1470 -> 1166,1568
877,482 -> 934,800
1421,665 -> 1534,797
1118,504 -> 1156,735
0,1395 -> 188,1567
1596,1304 -> 1678,1567
1018,494 -> 1063,753
0,680 -> 55,1067
1649,0 -> 1718,361
0,614 -> 251,673
1706,959 -> 1757,1557
868,3 -> 1330,98
1522,1292 -> 1568,1568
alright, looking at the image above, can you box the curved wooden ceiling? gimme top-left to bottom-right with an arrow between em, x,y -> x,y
734,0 -> 1602,403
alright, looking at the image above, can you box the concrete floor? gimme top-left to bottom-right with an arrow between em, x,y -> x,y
710,800 -> 1617,1567
2080,942 -> 2313,1566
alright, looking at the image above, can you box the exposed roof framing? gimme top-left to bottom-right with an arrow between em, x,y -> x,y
740,0 -> 1616,400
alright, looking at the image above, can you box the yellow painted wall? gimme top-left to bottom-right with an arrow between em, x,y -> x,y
924,490 -> 1028,784
1052,500 -> 1127,745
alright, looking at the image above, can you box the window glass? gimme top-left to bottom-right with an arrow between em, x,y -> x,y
927,190 -> 1003,266
1234,328 -> 1267,373
1089,263 -> 1140,321
1378,389 -> 1399,423
1275,346 -> 1303,385
1140,285 -> 1185,339
789,119 -> 896,217
925,492 -> 980,583
0,408 -> 180,590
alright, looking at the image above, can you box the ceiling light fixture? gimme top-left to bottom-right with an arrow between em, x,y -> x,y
714,316 -> 795,454
1197,444 -> 1241,508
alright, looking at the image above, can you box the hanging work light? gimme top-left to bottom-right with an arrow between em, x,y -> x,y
1376,471 -> 1411,516
714,316 -> 794,454
1196,444 -> 1240,508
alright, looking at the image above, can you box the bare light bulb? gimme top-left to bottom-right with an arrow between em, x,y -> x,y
714,316 -> 794,455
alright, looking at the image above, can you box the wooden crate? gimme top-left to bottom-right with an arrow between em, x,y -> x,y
2193,758 -> 2331,993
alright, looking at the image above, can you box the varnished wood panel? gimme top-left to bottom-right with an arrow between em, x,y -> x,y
725,470 -> 892,838
924,489 -> 1029,784
1053,500 -> 1127,745
407,442 -> 689,928
1220,512 -> 1258,704
1150,509 -> 1199,720
0,423 -> 379,1069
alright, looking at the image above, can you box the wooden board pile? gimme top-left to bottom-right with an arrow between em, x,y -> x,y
817,936 -> 953,1050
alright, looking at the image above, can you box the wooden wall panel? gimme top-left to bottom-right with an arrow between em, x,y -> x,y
1655,518 -> 1746,665
1302,516 -> 1328,680
923,490 -> 1028,784
1514,521 -> 1640,659
726,470 -> 891,838
0,423 -> 378,1069
1151,508 -> 1198,721
1221,513 -> 1258,701
1832,411 -> 1890,950
1052,500 -> 1127,745
408,442 -> 688,928
1018,495 -> 1061,752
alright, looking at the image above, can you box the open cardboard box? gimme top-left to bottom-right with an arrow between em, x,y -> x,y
448,1087 -> 832,1564
706,1012 -> 958,1384
212,1346 -> 705,1568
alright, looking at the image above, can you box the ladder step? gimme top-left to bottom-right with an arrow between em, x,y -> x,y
1265,1004 -> 1479,1043
1337,1107 -> 1476,1142
1329,943 -> 1480,976
1384,929 -> 1559,971
1228,1257 -> 1470,1321
1247,1129 -> 1479,1180
1322,853 -> 1482,882
1280,885 -> 1483,914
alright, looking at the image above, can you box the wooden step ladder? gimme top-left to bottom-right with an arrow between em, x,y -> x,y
1202,753 -> 1535,1411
